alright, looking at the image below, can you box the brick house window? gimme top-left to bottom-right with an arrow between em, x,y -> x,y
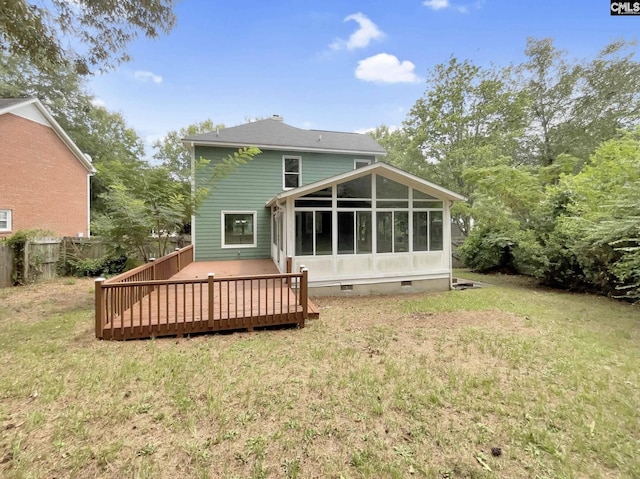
0,210 -> 11,232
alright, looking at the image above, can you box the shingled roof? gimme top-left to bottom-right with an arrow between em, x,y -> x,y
183,117 -> 386,156
0,98 -> 30,110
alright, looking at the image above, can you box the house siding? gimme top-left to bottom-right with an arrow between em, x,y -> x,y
0,113 -> 90,237
194,146 -> 375,261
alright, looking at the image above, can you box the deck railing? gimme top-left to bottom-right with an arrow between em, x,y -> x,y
95,252 -> 308,339
104,244 -> 194,285
97,245 -> 194,331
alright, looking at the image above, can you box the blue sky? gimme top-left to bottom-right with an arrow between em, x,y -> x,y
88,1 -> 639,154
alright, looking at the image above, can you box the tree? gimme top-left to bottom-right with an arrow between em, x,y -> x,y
85,106 -> 148,214
93,147 -> 260,261
460,128 -> 640,300
152,120 -> 225,232
403,57 -> 526,235
0,51 -> 94,131
518,38 -> 640,167
368,125 -> 421,172
0,0 -> 176,74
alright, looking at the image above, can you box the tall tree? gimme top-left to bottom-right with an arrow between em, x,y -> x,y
0,0 -> 176,74
518,38 -> 640,167
0,52 -> 93,131
403,57 -> 526,234
368,125 -> 421,172
152,120 -> 225,232
153,120 -> 224,184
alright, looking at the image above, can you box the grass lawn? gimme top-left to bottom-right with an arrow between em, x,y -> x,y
1,272 -> 639,478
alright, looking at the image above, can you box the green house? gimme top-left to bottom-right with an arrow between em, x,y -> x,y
183,116 -> 465,295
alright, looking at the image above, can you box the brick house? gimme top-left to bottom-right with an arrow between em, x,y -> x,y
0,98 -> 95,238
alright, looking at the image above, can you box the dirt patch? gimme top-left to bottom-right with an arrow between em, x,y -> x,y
0,278 -> 95,324
407,310 -> 533,333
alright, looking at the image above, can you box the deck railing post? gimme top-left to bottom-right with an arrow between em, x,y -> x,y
95,277 -> 105,339
300,267 -> 308,327
149,258 -> 156,281
175,247 -> 181,272
285,256 -> 293,285
208,273 -> 215,326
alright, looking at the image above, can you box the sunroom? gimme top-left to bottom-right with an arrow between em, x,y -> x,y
267,162 -> 465,295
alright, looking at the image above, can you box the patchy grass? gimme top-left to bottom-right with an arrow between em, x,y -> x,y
1,274 -> 639,478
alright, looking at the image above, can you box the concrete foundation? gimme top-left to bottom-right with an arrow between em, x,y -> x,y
309,277 -> 451,296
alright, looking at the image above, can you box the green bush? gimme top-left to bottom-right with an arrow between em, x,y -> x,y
68,254 -> 128,277
458,226 -> 516,272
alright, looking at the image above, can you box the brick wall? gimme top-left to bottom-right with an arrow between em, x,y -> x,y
0,113 -> 90,238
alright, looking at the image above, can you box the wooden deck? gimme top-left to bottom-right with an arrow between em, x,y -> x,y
96,253 -> 318,340
174,260 -> 320,319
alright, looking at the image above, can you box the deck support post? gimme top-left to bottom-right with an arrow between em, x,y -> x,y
300,267 -> 308,328
208,273 -> 215,327
95,277 -> 105,339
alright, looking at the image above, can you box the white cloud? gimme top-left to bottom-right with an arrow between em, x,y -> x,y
330,12 -> 384,51
355,125 -> 400,135
133,70 -> 163,84
424,0 -> 480,13
423,0 -> 449,10
354,127 -> 376,134
91,98 -> 106,108
355,53 -> 421,84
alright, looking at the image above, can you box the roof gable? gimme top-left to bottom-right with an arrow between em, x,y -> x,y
0,98 -> 95,173
266,162 -> 466,206
183,118 -> 386,156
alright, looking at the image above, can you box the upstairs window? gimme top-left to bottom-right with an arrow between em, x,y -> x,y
283,156 -> 301,189
0,210 -> 11,232
354,159 -> 372,169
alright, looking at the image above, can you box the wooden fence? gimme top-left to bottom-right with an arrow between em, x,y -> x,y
0,236 -> 192,288
0,243 -> 11,288
95,246 -> 309,340
24,237 -> 61,282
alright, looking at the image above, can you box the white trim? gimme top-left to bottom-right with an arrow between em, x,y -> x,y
282,155 -> 302,190
220,210 -> 257,248
354,158 -> 372,169
181,139 -> 384,157
190,142 -> 196,254
0,209 -> 12,233
267,162 -> 466,206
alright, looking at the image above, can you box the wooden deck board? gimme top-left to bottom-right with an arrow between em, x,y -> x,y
100,259 -> 317,340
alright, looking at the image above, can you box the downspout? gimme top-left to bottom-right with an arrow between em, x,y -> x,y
190,142 -> 196,255
86,153 -> 95,237
87,173 -> 91,237
448,200 -> 454,290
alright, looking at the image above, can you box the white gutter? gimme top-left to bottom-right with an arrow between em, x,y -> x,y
181,139 -> 385,157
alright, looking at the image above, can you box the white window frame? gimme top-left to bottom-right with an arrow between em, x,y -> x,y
354,158 -> 372,169
0,209 -> 12,233
221,211 -> 257,248
283,155 -> 302,190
